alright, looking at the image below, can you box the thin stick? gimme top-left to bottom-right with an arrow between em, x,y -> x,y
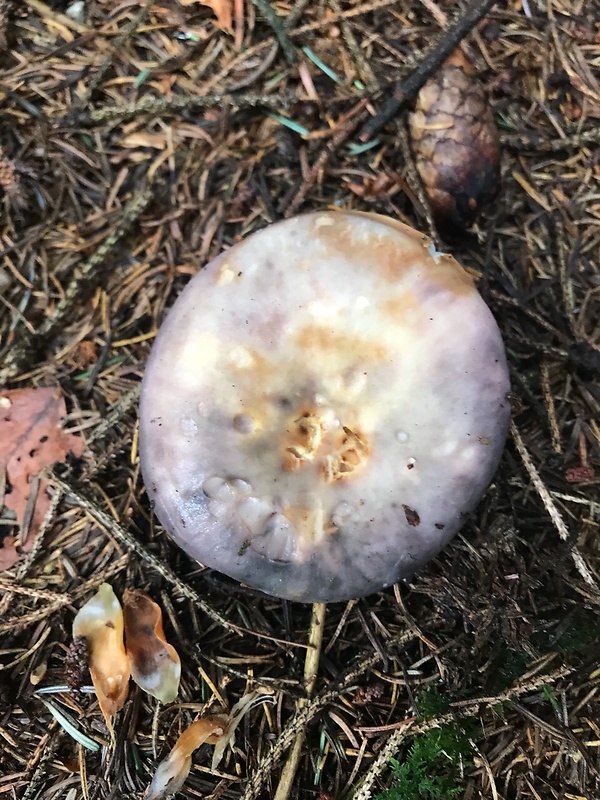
394,119 -> 440,245
67,91 -> 288,126
283,102 -> 369,217
351,665 -> 574,800
252,0 -> 297,64
273,602 -> 327,800
26,0 -> 89,34
500,128 -> 600,152
45,471 -> 316,646
76,0 -> 155,108
0,182 -> 159,384
46,470 -> 245,635
359,0 -> 499,141
242,631 -> 569,800
511,421 -> 598,588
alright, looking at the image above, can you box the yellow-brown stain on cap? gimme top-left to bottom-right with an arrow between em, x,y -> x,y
295,324 -> 387,363
311,212 -> 476,298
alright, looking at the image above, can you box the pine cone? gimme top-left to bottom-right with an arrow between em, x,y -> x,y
409,50 -> 501,231
64,636 -> 90,690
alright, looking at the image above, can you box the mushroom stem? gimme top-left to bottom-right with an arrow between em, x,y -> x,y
273,601 -> 327,800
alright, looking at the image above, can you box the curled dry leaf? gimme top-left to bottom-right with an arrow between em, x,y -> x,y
146,716 -> 226,800
0,387 -> 85,571
146,689 -> 275,800
409,50 -> 501,231
123,589 -> 181,703
178,0 -> 233,32
72,583 -> 130,728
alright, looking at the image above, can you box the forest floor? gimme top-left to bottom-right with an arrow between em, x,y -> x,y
0,1 -> 599,799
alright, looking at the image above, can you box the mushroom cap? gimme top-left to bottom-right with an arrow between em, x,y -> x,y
139,212 -> 510,603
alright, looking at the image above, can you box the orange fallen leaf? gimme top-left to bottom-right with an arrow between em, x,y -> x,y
0,387 -> 85,571
146,716 -> 226,800
72,583 -> 130,730
123,589 -> 181,703
146,689 -> 275,799
179,0 -> 233,32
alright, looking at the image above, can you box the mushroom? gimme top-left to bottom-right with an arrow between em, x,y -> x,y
139,211 -> 510,603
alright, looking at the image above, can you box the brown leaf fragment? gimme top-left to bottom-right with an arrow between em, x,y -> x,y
123,589 -> 181,703
146,716 -> 227,800
0,387 -> 85,571
402,504 -> 421,527
146,689 -> 275,799
179,0 -> 233,32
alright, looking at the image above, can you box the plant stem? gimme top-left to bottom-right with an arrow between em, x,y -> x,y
273,602 -> 327,800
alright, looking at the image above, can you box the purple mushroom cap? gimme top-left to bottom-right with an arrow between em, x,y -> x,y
139,212 -> 510,603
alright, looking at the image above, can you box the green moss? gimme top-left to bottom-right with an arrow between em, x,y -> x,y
416,686 -> 451,719
539,684 -> 559,713
374,720 -> 475,800
488,649 -> 529,693
532,610 -> 600,656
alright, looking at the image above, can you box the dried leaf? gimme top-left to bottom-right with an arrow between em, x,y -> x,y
123,589 -> 181,703
72,583 -> 130,729
120,133 -> 168,150
209,687 -> 275,771
145,689 -> 275,800
0,388 -> 85,571
146,716 -> 226,800
179,0 -> 233,32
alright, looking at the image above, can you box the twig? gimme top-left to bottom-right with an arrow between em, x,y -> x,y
242,625 -> 426,800
359,0 -> 499,141
20,727 -> 65,800
76,0 -> 155,109
283,101 -> 369,217
393,120 -> 440,245
541,361 -> 562,455
273,602 -> 327,800
511,421 -> 599,589
45,472 -> 316,647
0,556 -> 128,634
15,486 -> 63,580
329,0 -> 379,88
0,182 -> 159,384
286,0 -> 311,28
352,665 -> 575,800
500,128 -> 600,152
25,0 -> 89,34
47,470 -> 248,636
86,386 -> 140,446
252,0 -> 297,64
40,184 -> 157,345
66,91 -> 289,126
